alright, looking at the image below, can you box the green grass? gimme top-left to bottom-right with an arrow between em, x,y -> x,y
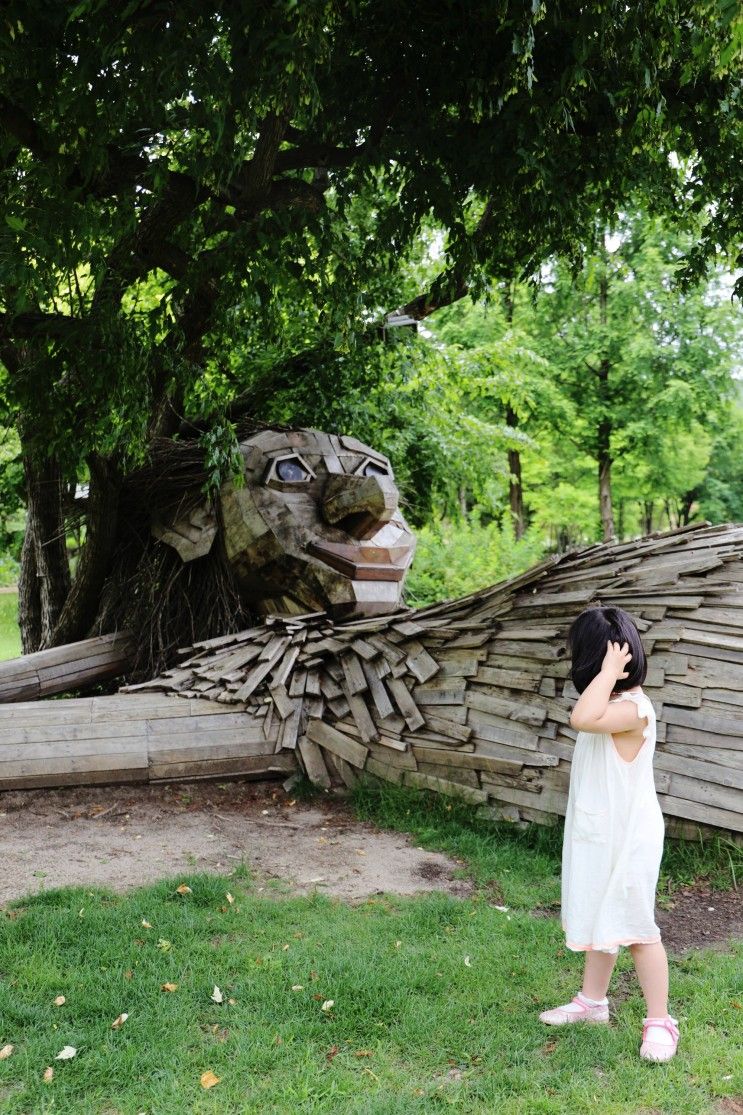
1,785 -> 741,1114
0,590 -> 20,660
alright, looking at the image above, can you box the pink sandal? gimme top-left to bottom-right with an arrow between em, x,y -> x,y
539,991 -> 610,1026
640,1015 -> 680,1062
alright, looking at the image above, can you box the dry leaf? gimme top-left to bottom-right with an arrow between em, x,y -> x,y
355,1050 -> 373,1058
161,982 -> 178,993
228,998 -> 237,1005
111,1012 -> 128,1030
124,970 -> 133,981
282,943 -> 290,951
176,884 -> 192,895
53,995 -> 66,1007
464,956 -> 472,967
141,919 -> 153,929
326,1044 -> 340,1062
55,1046 -> 77,1060
43,1066 -> 54,1083
320,999 -> 334,1013
200,1070 -> 220,1090
291,985 -> 304,991
0,1044 -> 13,1060
211,985 -> 224,1004
156,938 -> 171,952
225,893 -> 234,905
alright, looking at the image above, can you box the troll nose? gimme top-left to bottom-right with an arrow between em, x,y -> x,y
321,473 -> 398,539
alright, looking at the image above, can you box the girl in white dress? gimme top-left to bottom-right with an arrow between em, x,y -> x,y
539,605 -> 680,1062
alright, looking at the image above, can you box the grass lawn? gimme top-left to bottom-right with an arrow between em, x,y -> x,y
1,784 -> 741,1114
0,590 -> 20,659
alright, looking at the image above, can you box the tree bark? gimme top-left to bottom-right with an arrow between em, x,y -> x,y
597,269 -> 615,542
506,405 -> 525,539
20,447 -> 71,651
51,453 -> 121,646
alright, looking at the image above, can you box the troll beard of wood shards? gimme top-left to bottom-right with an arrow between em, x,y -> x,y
151,428 -> 416,619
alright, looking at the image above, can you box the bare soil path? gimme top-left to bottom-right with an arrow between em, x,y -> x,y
0,779 -> 473,905
1,779 -> 740,962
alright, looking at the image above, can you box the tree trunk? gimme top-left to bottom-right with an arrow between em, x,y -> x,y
642,501 -> 654,535
506,404 -> 525,539
51,453 -> 121,646
458,485 -> 468,518
597,270 -> 614,542
19,448 -> 71,652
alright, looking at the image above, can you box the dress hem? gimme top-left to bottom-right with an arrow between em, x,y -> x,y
564,933 -> 662,952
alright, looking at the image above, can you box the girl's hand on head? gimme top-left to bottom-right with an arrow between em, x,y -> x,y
601,639 -> 632,681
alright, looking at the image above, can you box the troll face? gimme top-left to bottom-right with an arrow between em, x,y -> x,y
153,428 -> 416,618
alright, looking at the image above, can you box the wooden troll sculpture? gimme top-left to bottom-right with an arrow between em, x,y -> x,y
1,427 -> 742,841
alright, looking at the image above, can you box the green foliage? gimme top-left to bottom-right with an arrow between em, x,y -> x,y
405,515 -> 545,607
197,421 -> 245,499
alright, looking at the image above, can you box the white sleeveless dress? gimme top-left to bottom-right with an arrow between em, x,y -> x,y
560,687 -> 666,954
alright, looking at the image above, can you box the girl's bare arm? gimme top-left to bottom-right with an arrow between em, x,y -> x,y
569,640 -> 647,734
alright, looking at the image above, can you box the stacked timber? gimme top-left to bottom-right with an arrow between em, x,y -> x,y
127,522 -> 743,839
0,632 -> 133,702
0,692 -> 293,790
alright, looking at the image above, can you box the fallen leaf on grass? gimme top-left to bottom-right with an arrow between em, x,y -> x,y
326,1044 -> 340,1062
200,1070 -> 220,1089
211,985 -> 224,1004
141,919 -> 152,929
543,1040 -> 557,1054
55,1046 -> 77,1060
0,1044 -> 13,1060
111,1013 -> 128,1030
43,1066 -> 54,1082
320,1000 -> 334,1013
176,884 -> 192,896
228,998 -> 237,1005
156,939 -> 171,952
354,1050 -> 373,1058
53,995 -> 66,1007
161,982 -> 178,993
225,893 -> 234,905
291,985 -> 304,992
124,970 -> 133,981
464,956 -> 472,967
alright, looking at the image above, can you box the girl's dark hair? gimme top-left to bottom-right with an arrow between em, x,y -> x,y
566,605 -> 647,694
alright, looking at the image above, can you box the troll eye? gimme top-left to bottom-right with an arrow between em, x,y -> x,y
355,456 -> 390,478
276,456 -> 310,482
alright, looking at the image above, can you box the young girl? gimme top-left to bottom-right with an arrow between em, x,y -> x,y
539,605 -> 680,1062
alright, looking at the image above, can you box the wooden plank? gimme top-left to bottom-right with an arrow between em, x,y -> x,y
402,640 -> 440,683
306,720 -> 369,768
402,769 -> 487,804
297,734 -> 332,788
325,751 -> 359,789
655,791 -> 743,834
339,651 -> 368,695
417,762 -> 480,788
411,746 -> 523,774
654,751 -> 743,790
361,660 -> 395,719
149,754 -> 296,781
421,713 -> 471,742
386,677 -> 425,731
364,757 -> 404,784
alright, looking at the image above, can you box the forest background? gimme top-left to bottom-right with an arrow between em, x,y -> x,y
1,1 -> 742,660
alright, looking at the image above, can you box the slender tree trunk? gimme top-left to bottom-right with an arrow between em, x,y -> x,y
20,445 -> 71,651
642,500 -> 654,534
597,270 -> 614,542
51,453 -> 121,645
506,404 -> 525,539
17,512 -> 41,654
616,498 -> 625,541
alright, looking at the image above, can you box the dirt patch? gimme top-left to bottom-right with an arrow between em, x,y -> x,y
531,882 -> 742,961
0,779 -> 473,906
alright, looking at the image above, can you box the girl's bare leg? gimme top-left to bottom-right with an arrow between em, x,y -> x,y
628,941 -> 669,1018
581,949 -> 619,1000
